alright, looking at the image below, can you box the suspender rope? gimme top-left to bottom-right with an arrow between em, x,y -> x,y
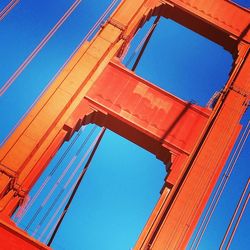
131,16 -> 160,72
0,0 -> 81,96
15,127 -> 85,223
1,0 -> 119,145
24,126 -> 96,231
38,183 -> 76,241
125,21 -> 157,67
82,0 -> 119,41
47,127 -> 106,246
0,0 -> 19,21
220,178 -> 250,249
190,122 -> 250,249
225,193 -> 249,249
17,0 -> 118,231
31,127 -> 99,237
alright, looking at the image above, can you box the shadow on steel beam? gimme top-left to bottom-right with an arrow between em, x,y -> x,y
160,102 -> 192,143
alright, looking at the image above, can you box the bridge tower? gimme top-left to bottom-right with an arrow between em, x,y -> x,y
0,0 -> 249,249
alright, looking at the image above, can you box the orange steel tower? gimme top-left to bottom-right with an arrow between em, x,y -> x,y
0,0 -> 249,249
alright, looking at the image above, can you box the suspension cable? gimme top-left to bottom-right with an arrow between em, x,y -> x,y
47,127 -> 106,246
1,0 -> 119,146
81,0 -> 119,41
38,182 -> 76,241
220,178 -> 250,249
125,23 -> 156,67
125,16 -> 160,70
193,135 -> 249,250
32,127 -> 102,237
15,0 -> 118,230
170,99 -> 241,249
190,121 -> 250,249
24,125 -> 96,231
15,126 -> 85,223
131,16 -> 160,71
0,0 -> 19,21
0,0 -> 81,96
225,193 -> 249,249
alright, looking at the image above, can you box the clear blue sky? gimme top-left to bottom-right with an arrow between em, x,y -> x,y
0,0 -> 249,249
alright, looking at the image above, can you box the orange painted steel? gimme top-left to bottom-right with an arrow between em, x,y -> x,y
0,0 -> 249,249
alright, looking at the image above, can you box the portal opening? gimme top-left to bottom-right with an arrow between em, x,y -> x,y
122,17 -> 233,106
13,125 -> 166,250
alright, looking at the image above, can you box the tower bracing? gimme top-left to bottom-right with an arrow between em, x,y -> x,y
0,0 -> 249,249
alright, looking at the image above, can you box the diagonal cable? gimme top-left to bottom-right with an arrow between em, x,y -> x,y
0,0 -> 81,96
47,128 -> 106,246
24,125 -> 96,231
190,121 -> 249,249
15,126 -> 85,223
32,127 -> 105,239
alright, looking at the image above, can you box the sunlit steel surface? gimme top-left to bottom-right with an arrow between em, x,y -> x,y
0,0 -> 249,249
